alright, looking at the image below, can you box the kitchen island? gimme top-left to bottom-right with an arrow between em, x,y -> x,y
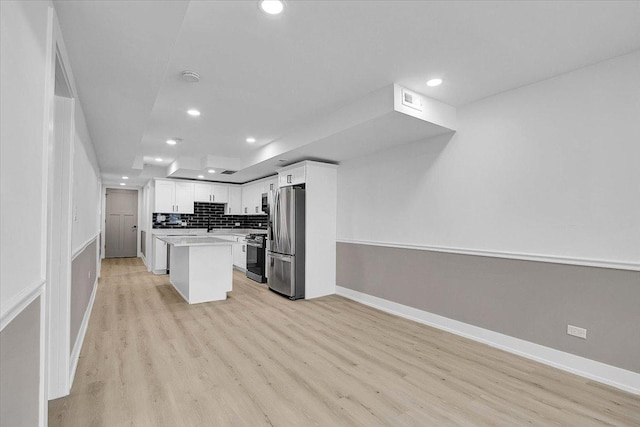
157,236 -> 234,304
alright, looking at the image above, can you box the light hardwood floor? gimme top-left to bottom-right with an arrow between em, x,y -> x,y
49,258 -> 640,426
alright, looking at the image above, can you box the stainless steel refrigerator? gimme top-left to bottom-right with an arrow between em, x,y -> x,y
267,186 -> 305,299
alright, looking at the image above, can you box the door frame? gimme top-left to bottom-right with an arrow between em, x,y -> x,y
101,186 -> 141,259
44,7 -> 76,406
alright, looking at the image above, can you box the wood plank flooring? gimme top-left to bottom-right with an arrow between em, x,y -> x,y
49,258 -> 640,426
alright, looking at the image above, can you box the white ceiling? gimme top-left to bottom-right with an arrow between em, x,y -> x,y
54,0 -> 640,187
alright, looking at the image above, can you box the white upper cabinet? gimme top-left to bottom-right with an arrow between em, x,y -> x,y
212,185 -> 229,203
194,183 -> 229,203
174,182 -> 195,214
154,180 -> 194,214
241,176 -> 277,214
278,165 -> 306,187
194,183 -> 212,202
154,180 -> 175,213
226,186 -> 242,215
264,177 -> 278,194
241,182 -> 260,215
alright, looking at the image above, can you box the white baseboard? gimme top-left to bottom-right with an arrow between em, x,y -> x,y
336,286 -> 640,395
69,276 -> 98,387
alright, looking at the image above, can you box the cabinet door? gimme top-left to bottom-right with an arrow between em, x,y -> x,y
265,178 -> 277,193
241,183 -> 254,215
234,237 -> 247,269
211,184 -> 229,203
227,186 -> 242,215
232,242 -> 240,267
253,184 -> 262,215
194,183 -> 212,202
174,182 -> 195,214
278,166 -> 305,187
244,183 -> 261,215
154,237 -> 167,271
154,180 -> 175,213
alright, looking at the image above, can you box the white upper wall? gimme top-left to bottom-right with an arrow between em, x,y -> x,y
71,105 -> 101,253
337,51 -> 640,266
0,1 -> 52,304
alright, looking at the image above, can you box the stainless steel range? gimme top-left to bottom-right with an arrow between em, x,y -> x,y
245,233 -> 267,283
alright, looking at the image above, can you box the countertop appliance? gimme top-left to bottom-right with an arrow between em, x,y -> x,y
267,186 -> 305,299
246,233 -> 267,283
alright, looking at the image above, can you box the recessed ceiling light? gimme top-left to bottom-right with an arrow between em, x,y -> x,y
166,138 -> 181,145
187,109 -> 200,117
208,169 -> 216,174
120,183 -> 126,186
197,175 -> 204,179
122,176 -> 129,180
246,137 -> 256,143
259,0 -> 284,15
426,78 -> 443,87
155,158 -> 163,162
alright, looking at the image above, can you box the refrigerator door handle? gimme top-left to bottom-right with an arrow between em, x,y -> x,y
268,252 -> 291,261
273,190 -> 281,251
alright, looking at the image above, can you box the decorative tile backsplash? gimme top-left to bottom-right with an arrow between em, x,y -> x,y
153,202 -> 267,229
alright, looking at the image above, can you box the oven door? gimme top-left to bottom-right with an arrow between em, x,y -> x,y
267,251 -> 295,297
246,240 -> 266,283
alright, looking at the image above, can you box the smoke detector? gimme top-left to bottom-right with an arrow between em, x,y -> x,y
181,70 -> 200,83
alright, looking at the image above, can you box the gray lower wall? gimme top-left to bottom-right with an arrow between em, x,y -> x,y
336,242 -> 640,373
70,239 -> 97,353
0,296 -> 41,426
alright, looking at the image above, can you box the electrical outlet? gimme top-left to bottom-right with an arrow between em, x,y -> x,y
258,223 -> 261,227
567,325 -> 587,339
235,222 -> 240,226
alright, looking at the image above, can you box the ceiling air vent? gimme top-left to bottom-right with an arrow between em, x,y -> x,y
220,170 -> 237,175
181,70 -> 200,83
401,88 -> 423,111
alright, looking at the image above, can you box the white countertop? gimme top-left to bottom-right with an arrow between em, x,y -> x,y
151,228 -> 266,237
157,236 -> 234,247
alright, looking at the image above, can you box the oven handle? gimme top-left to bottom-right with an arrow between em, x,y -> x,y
246,241 -> 263,248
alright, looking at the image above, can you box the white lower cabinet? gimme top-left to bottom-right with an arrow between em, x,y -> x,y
234,237 -> 247,270
154,237 -> 167,271
216,235 -> 246,270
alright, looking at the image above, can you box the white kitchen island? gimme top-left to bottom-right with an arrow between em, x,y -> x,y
157,236 -> 234,304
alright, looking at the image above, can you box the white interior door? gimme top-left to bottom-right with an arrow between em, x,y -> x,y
105,189 -> 138,258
